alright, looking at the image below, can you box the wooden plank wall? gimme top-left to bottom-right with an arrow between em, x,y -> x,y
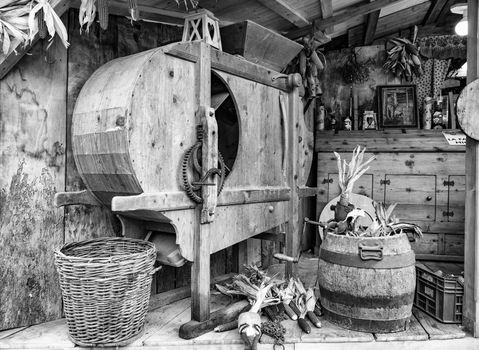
319,45 -> 401,130
0,20 -> 67,330
0,9 -> 237,330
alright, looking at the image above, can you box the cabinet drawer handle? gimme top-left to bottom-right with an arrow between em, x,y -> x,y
426,196 -> 432,201
322,178 -> 333,184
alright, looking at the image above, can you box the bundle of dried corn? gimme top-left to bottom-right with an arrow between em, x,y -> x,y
0,0 -> 68,55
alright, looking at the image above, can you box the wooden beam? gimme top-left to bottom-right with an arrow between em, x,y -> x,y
256,0 -> 310,27
347,1 -> 430,47
423,0 -> 449,25
463,0 -> 479,338
148,273 -> 234,311
286,0 -> 402,39
108,1 -> 186,25
436,0 -> 460,25
319,0 -> 334,34
364,10 -> 380,45
0,0 -> 71,79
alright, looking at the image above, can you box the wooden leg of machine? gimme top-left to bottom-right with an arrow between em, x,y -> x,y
285,220 -> 299,278
191,223 -> 211,322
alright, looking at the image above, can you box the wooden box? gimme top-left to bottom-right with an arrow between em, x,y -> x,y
220,20 -> 302,72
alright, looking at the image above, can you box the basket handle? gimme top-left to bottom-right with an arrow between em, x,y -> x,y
150,266 -> 162,275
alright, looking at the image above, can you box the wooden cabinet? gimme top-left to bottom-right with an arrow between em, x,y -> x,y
316,130 -> 465,261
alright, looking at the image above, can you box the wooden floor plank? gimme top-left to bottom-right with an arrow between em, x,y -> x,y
0,319 -> 74,349
413,309 -> 466,340
374,314 -> 428,342
142,303 -> 193,347
296,337 -> 479,350
129,298 -> 192,346
301,318 -> 375,343
260,318 -> 303,344
0,327 -> 27,340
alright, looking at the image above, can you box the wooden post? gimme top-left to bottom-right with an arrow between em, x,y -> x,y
191,42 -> 214,322
463,0 -> 479,337
285,85 -> 300,278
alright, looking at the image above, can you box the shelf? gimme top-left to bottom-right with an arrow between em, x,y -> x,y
315,129 -> 465,153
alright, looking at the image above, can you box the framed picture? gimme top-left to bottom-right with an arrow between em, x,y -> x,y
377,85 -> 418,128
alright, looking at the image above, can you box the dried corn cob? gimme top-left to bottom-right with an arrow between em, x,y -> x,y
128,0 -> 140,21
97,0 -> 109,30
38,8 -> 47,39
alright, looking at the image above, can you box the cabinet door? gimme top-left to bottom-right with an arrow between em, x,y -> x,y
384,175 -> 436,222
327,173 -> 373,201
448,175 -> 465,222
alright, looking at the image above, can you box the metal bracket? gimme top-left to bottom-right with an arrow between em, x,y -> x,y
380,179 -> 391,185
443,211 -> 455,217
443,180 -> 455,187
199,106 -> 218,224
322,178 -> 333,184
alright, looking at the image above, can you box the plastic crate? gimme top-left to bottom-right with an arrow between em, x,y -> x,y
414,263 -> 463,323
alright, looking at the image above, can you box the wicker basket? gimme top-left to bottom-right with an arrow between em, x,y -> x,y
54,237 -> 157,347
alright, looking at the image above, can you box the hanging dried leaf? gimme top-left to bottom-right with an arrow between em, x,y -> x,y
29,0 -> 69,48
79,0 -> 96,33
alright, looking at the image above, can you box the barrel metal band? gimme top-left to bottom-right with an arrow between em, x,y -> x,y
320,287 -> 415,309
320,249 -> 415,269
322,307 -> 410,333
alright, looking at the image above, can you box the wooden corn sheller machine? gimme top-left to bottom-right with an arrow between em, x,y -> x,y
55,18 -> 313,333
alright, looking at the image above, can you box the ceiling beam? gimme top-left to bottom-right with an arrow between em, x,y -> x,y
319,0 -> 334,34
364,10 -> 380,45
108,1 -> 187,25
347,1 -> 430,47
256,0 -> 309,27
0,0 -> 71,79
286,0 -> 402,39
423,0 -> 449,25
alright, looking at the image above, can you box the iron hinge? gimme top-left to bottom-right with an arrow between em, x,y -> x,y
380,179 -> 391,185
323,178 -> 333,184
443,211 -> 455,217
443,180 -> 455,187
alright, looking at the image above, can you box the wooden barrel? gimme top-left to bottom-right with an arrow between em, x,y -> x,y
318,232 -> 416,333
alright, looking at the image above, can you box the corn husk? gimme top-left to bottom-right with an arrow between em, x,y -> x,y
216,266 -> 282,313
79,0 -> 96,33
0,0 -> 68,55
0,1 -> 30,54
28,0 -> 69,48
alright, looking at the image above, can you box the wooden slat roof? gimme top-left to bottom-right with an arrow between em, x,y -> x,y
131,0 -> 459,40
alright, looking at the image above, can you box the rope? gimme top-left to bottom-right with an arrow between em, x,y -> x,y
261,321 -> 285,350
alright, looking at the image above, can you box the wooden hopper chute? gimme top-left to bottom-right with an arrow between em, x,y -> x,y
54,37 -> 312,325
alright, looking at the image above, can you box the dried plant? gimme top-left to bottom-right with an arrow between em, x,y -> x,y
29,0 -> 68,47
341,48 -> 374,85
334,145 -> 376,206
216,265 -> 282,313
358,201 -> 423,238
0,0 -> 68,55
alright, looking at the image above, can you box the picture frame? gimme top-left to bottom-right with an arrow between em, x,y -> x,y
377,85 -> 418,129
